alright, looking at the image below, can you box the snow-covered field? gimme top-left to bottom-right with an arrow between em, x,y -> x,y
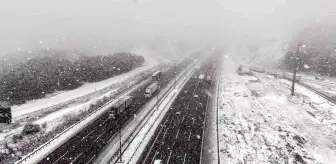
218,56 -> 336,164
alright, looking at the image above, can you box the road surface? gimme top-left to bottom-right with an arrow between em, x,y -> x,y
137,56 -> 217,164
38,58 -> 194,164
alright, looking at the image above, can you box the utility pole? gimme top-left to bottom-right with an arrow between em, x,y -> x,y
156,73 -> 160,110
291,43 -> 301,96
174,62 -> 177,89
118,103 -> 124,164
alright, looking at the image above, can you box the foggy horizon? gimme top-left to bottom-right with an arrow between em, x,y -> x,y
0,0 -> 335,58
2,1 -> 336,164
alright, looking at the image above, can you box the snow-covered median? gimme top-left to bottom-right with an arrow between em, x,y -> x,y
218,57 -> 336,164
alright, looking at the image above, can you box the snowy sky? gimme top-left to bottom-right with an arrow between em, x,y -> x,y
0,0 -> 335,56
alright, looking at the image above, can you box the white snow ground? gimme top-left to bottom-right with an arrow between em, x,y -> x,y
218,56 -> 336,164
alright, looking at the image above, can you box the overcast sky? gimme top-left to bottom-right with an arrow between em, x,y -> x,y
0,0 -> 335,56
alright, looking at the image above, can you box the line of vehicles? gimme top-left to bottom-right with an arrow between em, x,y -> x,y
108,65 -> 213,119
195,66 -> 212,83
108,70 -> 162,119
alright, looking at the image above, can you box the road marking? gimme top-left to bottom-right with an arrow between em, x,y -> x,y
163,127 -> 169,139
70,152 -> 83,163
81,130 -> 94,141
102,117 -> 109,125
166,150 -> 172,164
151,151 -> 158,164
175,129 -> 180,139
53,151 -> 68,164
86,155 -> 96,164
188,131 -> 191,140
182,153 -> 187,164
94,131 -> 106,142
181,114 -> 186,123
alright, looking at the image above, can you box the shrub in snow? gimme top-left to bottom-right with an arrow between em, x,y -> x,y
21,123 -> 41,135
42,122 -> 47,129
12,134 -> 23,143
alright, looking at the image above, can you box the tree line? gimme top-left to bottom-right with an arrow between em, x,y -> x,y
0,52 -> 145,105
282,19 -> 336,76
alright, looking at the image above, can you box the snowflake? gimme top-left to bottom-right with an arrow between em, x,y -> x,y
303,64 -> 310,69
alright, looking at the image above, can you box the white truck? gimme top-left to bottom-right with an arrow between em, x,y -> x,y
283,72 -> 301,81
145,82 -> 159,98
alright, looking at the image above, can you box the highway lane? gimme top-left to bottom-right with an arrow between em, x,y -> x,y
38,58 -> 194,164
200,55 -> 221,164
138,57 -> 216,164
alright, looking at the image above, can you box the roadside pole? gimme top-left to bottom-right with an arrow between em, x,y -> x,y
117,102 -> 125,164
291,43 -> 301,96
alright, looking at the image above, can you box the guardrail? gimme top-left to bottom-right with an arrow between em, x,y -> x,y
253,71 -> 336,105
15,70 -> 156,164
298,82 -> 336,104
108,63 -> 196,163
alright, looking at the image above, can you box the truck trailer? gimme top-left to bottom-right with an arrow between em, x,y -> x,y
109,96 -> 132,119
145,82 -> 159,98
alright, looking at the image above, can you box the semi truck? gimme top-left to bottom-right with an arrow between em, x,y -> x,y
283,72 -> 301,81
145,82 -> 159,98
109,96 -> 132,119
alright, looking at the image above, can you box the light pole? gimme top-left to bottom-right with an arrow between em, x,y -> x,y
174,62 -> 177,89
118,101 -> 127,164
156,71 -> 161,110
291,43 -> 301,96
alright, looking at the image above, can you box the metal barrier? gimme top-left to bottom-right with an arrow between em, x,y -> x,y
298,82 -> 336,104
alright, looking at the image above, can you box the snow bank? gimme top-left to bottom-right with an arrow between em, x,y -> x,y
218,56 -> 336,164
